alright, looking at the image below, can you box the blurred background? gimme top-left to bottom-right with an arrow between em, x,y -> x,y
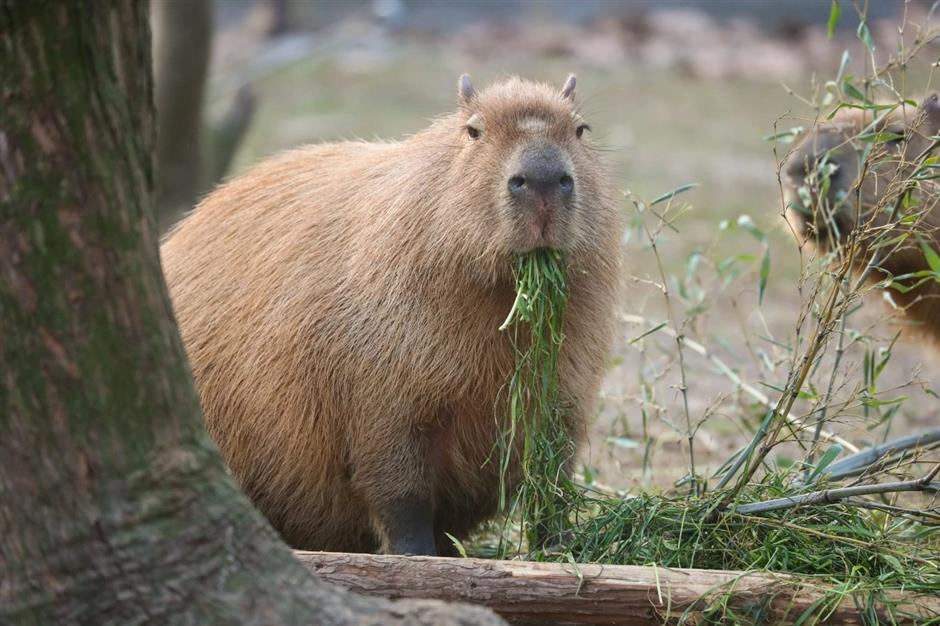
153,0 -> 940,492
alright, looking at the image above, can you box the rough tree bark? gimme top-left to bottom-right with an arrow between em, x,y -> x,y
0,3 -> 500,624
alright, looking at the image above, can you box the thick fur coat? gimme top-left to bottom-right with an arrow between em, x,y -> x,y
161,76 -> 623,553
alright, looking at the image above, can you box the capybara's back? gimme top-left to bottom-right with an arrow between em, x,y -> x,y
161,74 -> 622,554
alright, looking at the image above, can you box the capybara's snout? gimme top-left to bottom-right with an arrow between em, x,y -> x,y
508,143 -> 574,209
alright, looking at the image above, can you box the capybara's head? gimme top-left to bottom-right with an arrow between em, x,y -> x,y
448,74 -> 614,258
780,95 -> 940,251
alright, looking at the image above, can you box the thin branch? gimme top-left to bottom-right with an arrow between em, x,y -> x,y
628,195 -> 700,494
734,463 -> 940,515
841,497 -> 940,523
818,428 -> 940,483
621,314 -> 859,453
806,305 -> 848,465
726,253 -> 854,500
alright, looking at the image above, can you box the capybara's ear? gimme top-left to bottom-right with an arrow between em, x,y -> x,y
458,73 -> 475,106
560,74 -> 577,101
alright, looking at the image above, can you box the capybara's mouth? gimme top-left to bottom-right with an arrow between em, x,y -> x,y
515,222 -> 563,254
530,214 -> 552,241
515,203 -> 570,251
785,191 -> 855,247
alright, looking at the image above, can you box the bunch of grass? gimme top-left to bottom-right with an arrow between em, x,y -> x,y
496,248 -> 576,553
554,480 -> 939,588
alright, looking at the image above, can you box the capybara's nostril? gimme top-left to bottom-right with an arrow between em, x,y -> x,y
508,176 -> 526,193
559,174 -> 574,194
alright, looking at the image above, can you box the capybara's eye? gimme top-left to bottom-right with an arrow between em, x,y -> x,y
576,124 -> 590,139
466,125 -> 481,140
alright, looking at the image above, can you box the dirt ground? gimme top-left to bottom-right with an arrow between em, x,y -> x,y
205,3 -> 940,491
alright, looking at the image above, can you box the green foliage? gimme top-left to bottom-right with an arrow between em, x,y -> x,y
827,1 -> 840,40
498,248 -> 576,552
546,481 -> 938,594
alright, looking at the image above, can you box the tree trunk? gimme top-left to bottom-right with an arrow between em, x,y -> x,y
152,0 -> 257,233
0,3 -> 500,624
152,0 -> 211,232
298,551 -> 940,625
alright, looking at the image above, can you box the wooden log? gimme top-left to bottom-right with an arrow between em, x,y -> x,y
296,551 -> 940,625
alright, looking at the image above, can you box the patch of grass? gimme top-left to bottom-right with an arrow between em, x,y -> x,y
553,481 -> 939,593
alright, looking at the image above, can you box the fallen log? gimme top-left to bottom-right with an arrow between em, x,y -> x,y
296,551 -> 940,625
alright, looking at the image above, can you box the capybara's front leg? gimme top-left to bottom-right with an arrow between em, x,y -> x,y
381,494 -> 437,556
350,423 -> 437,555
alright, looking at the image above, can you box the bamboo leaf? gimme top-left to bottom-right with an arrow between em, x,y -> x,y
629,321 -> 667,344
650,182 -> 697,207
857,20 -> 874,52
843,79 -> 866,102
808,444 -> 844,482
836,50 -> 850,82
919,239 -> 940,274
758,248 -> 770,305
444,533 -> 469,558
827,1 -> 841,39
737,214 -> 767,244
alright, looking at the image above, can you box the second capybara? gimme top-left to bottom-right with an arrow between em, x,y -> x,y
160,74 -> 623,555
780,95 -> 940,339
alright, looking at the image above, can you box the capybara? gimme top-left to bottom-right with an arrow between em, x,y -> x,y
780,95 -> 940,339
161,74 -> 623,555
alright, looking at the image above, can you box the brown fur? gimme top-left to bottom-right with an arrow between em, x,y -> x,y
160,76 -> 623,554
780,96 -> 940,339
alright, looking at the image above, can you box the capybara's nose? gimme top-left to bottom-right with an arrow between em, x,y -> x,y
508,147 -> 573,200
788,151 -> 840,187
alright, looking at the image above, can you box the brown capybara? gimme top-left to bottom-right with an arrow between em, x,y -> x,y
160,74 -> 623,555
780,95 -> 940,339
